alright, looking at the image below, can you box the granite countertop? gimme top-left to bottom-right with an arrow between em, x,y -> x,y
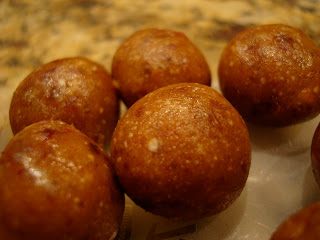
1,1 -> 320,239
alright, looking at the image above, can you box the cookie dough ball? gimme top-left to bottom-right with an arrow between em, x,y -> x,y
9,57 -> 119,147
111,83 -> 251,220
270,202 -> 320,239
311,122 -> 320,187
112,28 -> 211,107
0,120 -> 124,240
218,24 -> 320,126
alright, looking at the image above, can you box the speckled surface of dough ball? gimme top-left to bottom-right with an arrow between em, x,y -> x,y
111,83 -> 251,220
218,24 -> 320,126
0,120 -> 124,240
112,28 -> 211,107
9,57 -> 119,147
270,201 -> 320,240
311,122 -> 320,188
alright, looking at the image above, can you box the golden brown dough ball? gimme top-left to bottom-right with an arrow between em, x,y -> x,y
112,28 -> 211,107
0,120 -> 124,240
218,24 -> 320,126
111,83 -> 251,220
9,57 -> 119,147
270,201 -> 320,240
311,122 -> 320,187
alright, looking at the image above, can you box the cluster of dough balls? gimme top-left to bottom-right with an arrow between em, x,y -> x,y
4,57 -> 124,239
4,23 -> 320,239
2,28 -> 217,239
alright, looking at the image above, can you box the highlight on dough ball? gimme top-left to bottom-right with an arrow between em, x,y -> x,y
111,83 -> 251,220
111,28 -> 211,107
218,24 -> 320,126
270,201 -> 320,240
311,122 -> 320,188
9,57 -> 119,147
0,120 -> 124,240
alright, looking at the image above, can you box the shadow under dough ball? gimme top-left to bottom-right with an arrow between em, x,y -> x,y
9,57 -> 119,147
111,83 -> 251,220
112,28 -> 211,107
270,201 -> 320,239
218,24 -> 320,126
0,120 -> 124,240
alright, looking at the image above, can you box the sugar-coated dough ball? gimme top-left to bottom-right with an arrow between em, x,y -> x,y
0,120 -> 124,240
112,28 -> 211,107
270,201 -> 320,239
9,57 -> 119,147
111,83 -> 251,220
218,24 -> 320,126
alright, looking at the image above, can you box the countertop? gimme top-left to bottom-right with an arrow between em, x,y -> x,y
2,1 -> 320,239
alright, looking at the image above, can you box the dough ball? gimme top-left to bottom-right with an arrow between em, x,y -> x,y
9,57 -> 119,147
270,201 -> 320,239
311,122 -> 320,187
0,120 -> 124,240
112,28 -> 211,107
218,24 -> 320,126
111,83 -> 251,220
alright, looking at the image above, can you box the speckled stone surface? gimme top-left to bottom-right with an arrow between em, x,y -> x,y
2,0 -> 320,149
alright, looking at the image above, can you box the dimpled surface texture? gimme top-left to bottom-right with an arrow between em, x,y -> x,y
9,57 -> 119,147
218,24 -> 320,126
112,28 -> 211,107
0,120 -> 124,240
111,83 -> 251,220
270,201 -> 320,240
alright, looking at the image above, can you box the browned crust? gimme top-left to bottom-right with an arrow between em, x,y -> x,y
112,28 -> 211,107
9,57 -> 119,147
0,120 -> 124,240
111,83 -> 251,220
218,24 -> 320,126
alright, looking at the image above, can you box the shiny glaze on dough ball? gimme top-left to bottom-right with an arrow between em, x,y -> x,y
112,28 -> 211,107
111,83 -> 251,220
218,24 -> 320,126
0,120 -> 124,240
10,57 -> 119,147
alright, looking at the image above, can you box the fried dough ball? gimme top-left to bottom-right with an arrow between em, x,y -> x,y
311,122 -> 320,187
111,83 -> 251,220
112,28 -> 211,107
270,201 -> 320,240
9,57 -> 119,147
218,24 -> 320,126
0,120 -> 124,240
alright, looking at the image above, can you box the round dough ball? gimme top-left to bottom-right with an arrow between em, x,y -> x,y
111,83 -> 251,220
270,201 -> 320,240
311,122 -> 320,187
218,24 -> 320,126
0,120 -> 124,240
112,28 -> 211,107
9,57 -> 119,147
